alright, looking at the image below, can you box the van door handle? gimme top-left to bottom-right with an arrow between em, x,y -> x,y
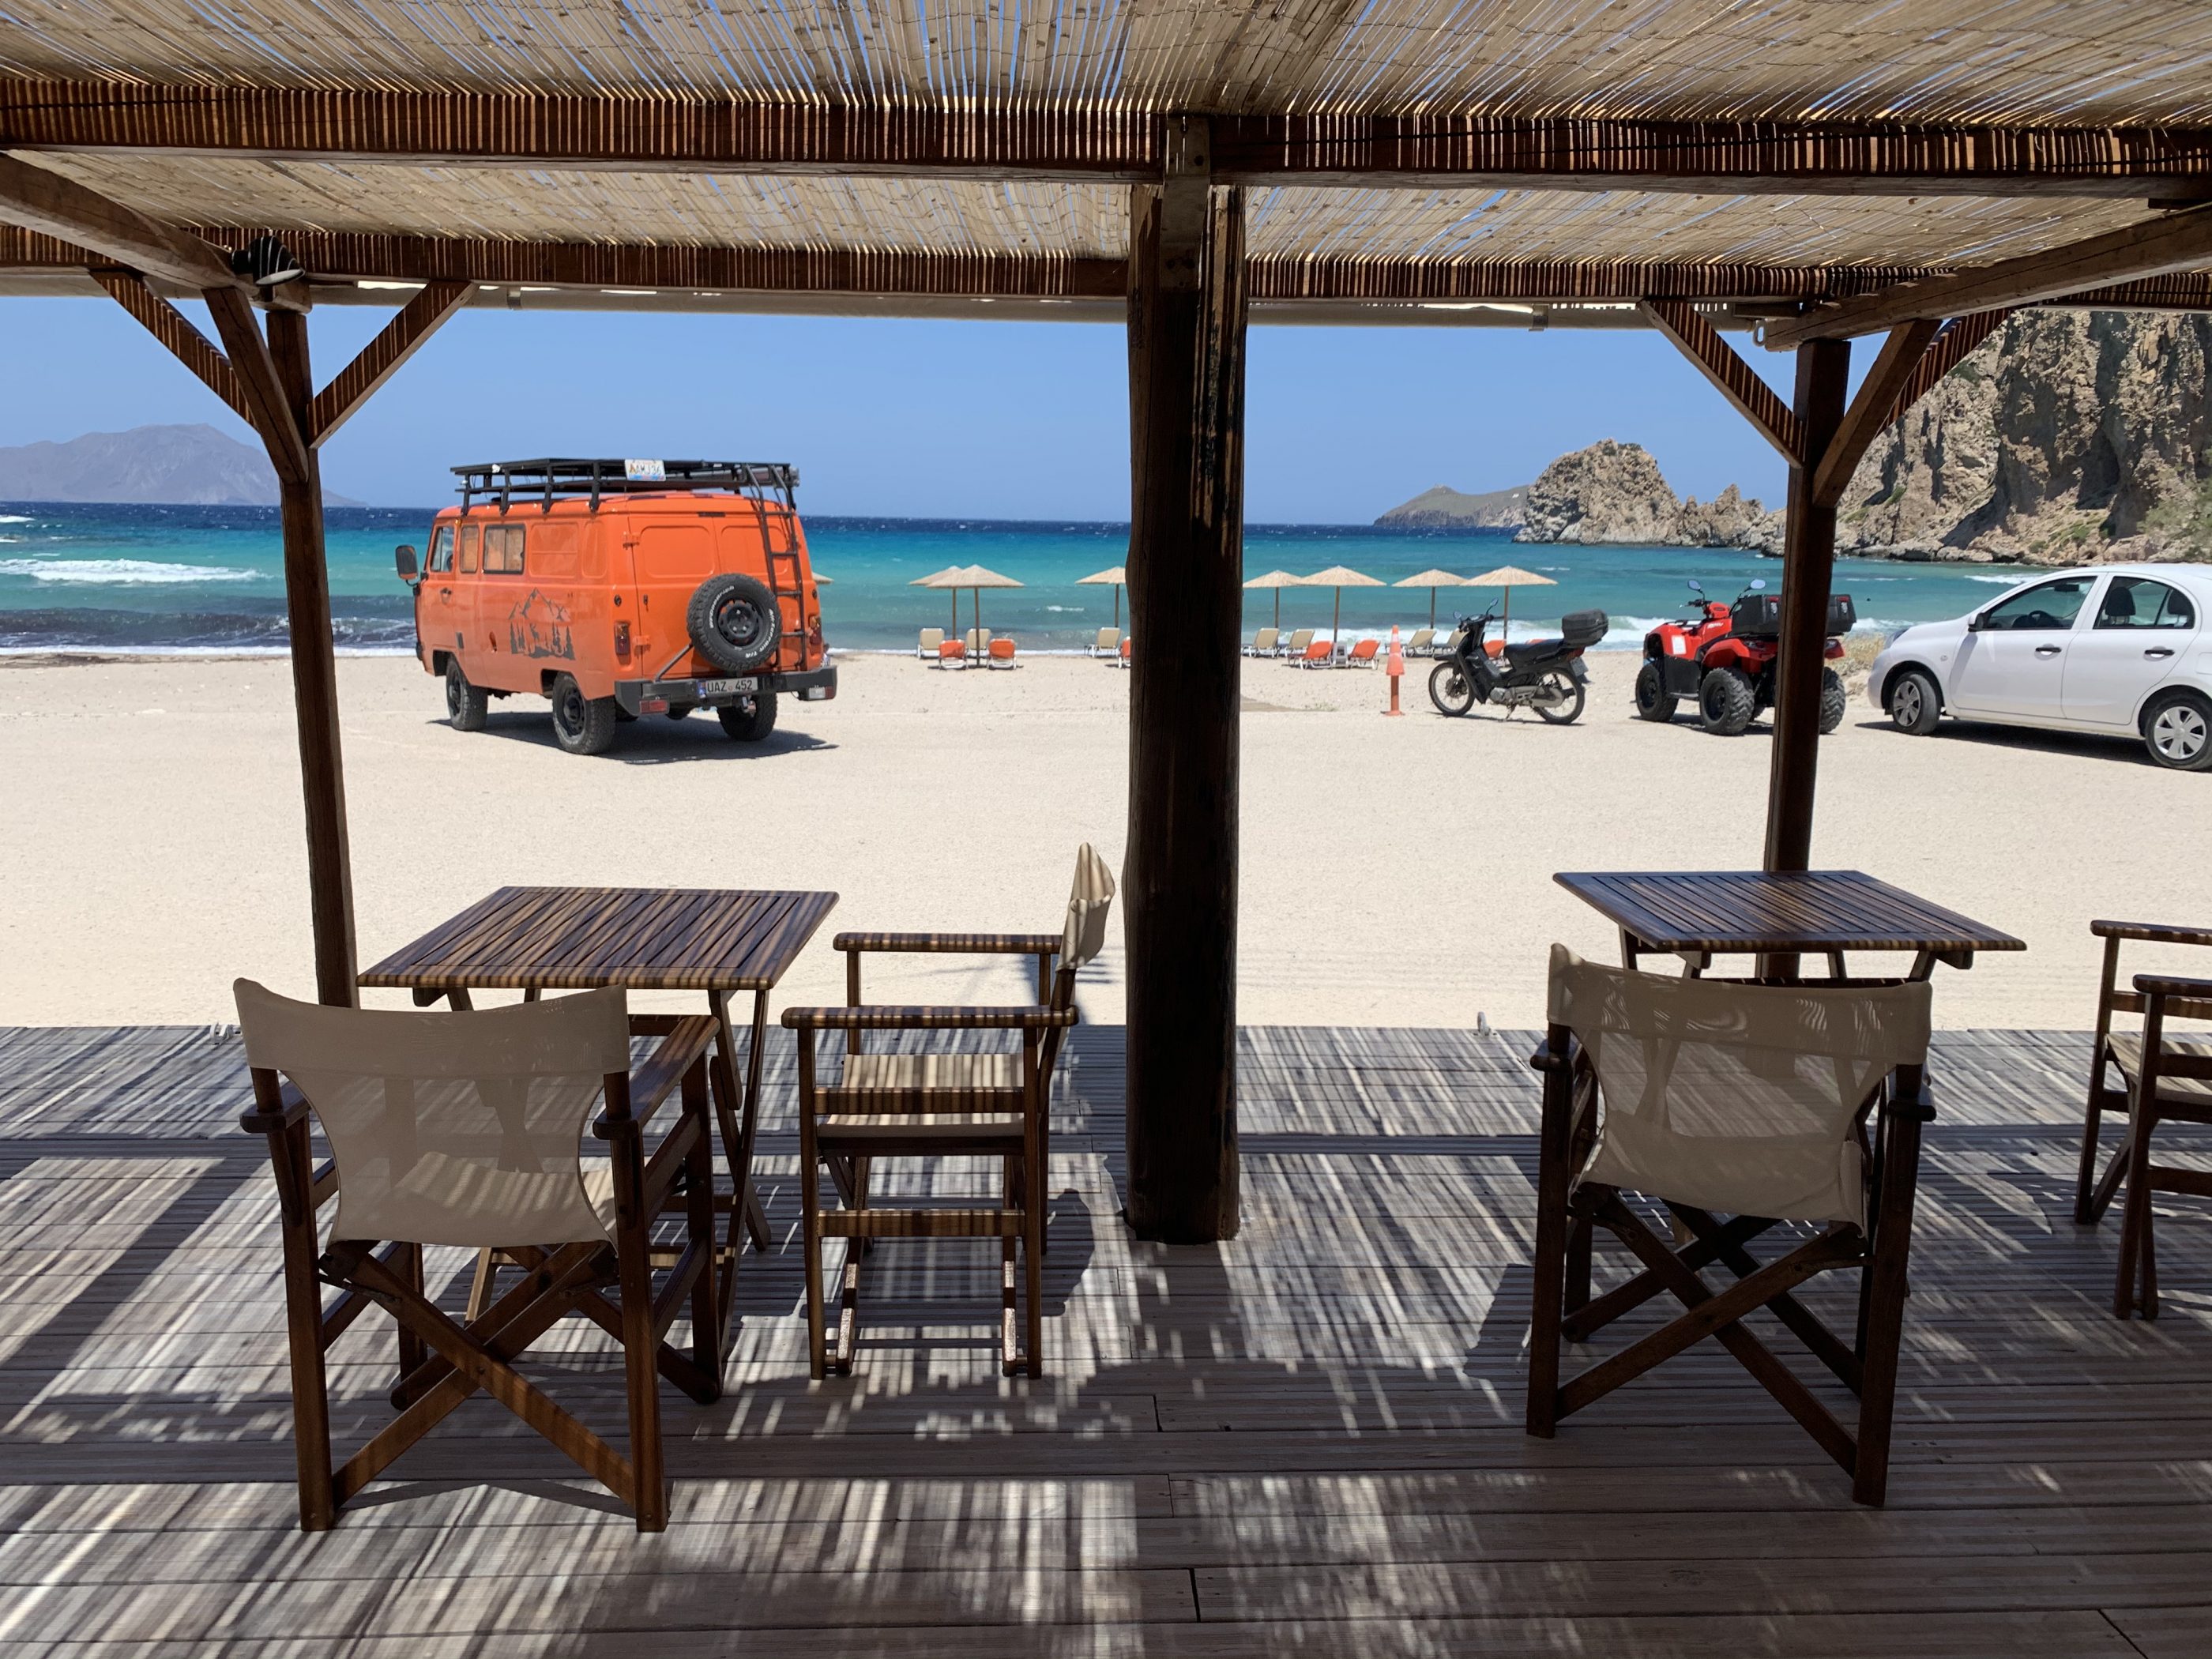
2033,644 -> 2062,657
2145,646 -> 2175,659
438,587 -> 453,598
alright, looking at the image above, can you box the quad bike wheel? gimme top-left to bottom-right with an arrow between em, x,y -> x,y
549,672 -> 619,756
1534,669 -> 1586,724
1818,667 -> 1847,735
444,660 -> 487,732
1633,660 -> 1677,723
1428,661 -> 1476,717
1887,668 -> 1942,736
1698,667 -> 1755,736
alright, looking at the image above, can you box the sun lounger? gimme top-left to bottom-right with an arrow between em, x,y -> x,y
1119,637 -> 1131,668
936,638 -> 967,668
1406,627 -> 1435,656
1346,638 -> 1381,667
988,638 -> 1018,668
1281,628 -> 1315,660
918,627 -> 944,660
1297,637 -> 1333,668
1245,627 -> 1278,656
965,627 -> 992,656
1092,626 -> 1119,659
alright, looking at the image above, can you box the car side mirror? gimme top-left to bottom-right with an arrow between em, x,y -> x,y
395,545 -> 419,581
1966,610 -> 1988,633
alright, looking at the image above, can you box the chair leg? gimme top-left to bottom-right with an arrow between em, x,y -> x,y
796,1038 -> 828,1381
1852,1083 -> 1928,1508
1525,1046 -> 1574,1439
465,1248 -> 501,1323
833,1156 -> 870,1375
265,1112 -> 333,1531
683,1060 -> 722,1393
2075,1060 -> 2111,1225
2116,1103 -> 2159,1319
395,1242 -> 427,1384
1024,1143 -> 1044,1380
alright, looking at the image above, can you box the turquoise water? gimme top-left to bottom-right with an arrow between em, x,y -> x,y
0,501 -> 2024,654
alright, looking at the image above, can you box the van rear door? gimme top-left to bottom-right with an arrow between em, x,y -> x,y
630,517 -> 718,676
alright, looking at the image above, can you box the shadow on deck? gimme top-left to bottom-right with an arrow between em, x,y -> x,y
0,1022 -> 2206,1656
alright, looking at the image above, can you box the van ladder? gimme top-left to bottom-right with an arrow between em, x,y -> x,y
739,464 -> 808,670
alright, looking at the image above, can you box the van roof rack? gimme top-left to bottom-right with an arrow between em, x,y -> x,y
452,458 -> 799,513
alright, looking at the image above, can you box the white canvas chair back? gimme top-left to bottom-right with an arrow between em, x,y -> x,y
919,627 -> 944,656
1094,626 -> 1118,652
1060,844 -> 1117,972
1547,946 -> 1931,1227
235,980 -> 631,1249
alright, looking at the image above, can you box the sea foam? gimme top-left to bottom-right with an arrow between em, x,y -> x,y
0,558 -> 258,585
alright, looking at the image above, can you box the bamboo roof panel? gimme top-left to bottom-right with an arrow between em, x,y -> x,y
2,2 -> 2211,127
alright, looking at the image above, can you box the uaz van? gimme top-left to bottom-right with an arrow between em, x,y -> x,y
396,458 -> 834,755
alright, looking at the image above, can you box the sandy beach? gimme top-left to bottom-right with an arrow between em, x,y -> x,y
2,647 -> 2203,1030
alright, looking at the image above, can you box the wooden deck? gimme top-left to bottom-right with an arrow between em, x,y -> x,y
1,1021 -> 2208,1656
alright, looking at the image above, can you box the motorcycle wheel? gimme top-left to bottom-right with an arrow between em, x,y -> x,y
1535,669 -> 1585,724
1633,660 -> 1677,723
1428,661 -> 1477,717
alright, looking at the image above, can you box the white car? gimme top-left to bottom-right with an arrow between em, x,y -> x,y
1867,562 -> 2212,770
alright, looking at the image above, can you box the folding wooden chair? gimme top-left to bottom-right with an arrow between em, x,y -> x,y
1525,946 -> 1934,1507
235,980 -> 720,1533
781,845 -> 1115,1379
2075,919 -> 2212,1319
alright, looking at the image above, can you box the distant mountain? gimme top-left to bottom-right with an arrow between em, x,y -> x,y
1375,483 -> 1529,529
0,424 -> 363,507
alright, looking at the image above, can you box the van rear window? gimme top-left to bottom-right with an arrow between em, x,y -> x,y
457,524 -> 480,574
483,525 -> 526,574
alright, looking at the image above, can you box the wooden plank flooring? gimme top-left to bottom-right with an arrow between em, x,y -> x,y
0,1021 -> 2206,1655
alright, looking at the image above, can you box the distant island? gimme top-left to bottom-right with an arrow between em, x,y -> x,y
0,424 -> 363,507
1376,310 -> 2212,566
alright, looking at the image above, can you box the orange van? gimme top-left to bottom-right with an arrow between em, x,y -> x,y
395,459 -> 834,755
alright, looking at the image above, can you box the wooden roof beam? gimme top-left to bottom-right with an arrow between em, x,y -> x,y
308,279 -> 469,444
6,84 -> 2212,198
1762,205 -> 2212,350
1639,299 -> 1802,463
0,150 -> 235,289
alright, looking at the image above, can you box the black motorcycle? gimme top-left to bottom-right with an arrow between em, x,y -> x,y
1428,606 -> 1608,723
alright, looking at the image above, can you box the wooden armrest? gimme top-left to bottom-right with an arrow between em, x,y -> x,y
2135,973 -> 2212,1002
784,1004 -> 1077,1031
833,931 -> 1062,957
1529,1045 -> 1572,1074
596,1015 -> 717,1138
239,1082 -> 310,1134
1885,1079 -> 1937,1123
2095,920 -> 2212,947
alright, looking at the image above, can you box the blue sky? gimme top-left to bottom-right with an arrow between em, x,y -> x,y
3,296 -> 1800,521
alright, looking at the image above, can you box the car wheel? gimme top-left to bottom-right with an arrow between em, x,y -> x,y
548,672 -> 618,755
717,693 -> 779,742
2142,691 -> 2212,772
1886,668 -> 1942,736
1818,668 -> 1847,735
1698,668 -> 1755,736
1633,660 -> 1678,723
444,660 -> 487,732
1428,661 -> 1477,717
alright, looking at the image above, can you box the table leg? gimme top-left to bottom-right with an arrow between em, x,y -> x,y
706,990 -> 775,1348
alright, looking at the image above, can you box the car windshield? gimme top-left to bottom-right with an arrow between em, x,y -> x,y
1981,577 -> 2091,632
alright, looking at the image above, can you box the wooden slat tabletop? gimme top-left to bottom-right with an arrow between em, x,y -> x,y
359,886 -> 840,992
1554,870 -> 2024,957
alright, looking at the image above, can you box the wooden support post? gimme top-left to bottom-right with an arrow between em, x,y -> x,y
1763,339 -> 1851,874
264,307 -> 359,1006
1123,118 -> 1245,1243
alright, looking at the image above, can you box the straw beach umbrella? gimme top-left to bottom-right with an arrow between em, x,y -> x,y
912,565 -> 1024,663
1243,569 -> 1301,630
1394,568 -> 1468,629
1299,565 -> 1384,649
1078,565 -> 1127,630
1467,564 -> 1556,639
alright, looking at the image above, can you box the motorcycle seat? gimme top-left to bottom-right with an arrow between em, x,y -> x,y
1503,638 -> 1564,664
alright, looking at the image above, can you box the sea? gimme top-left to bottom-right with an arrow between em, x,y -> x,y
0,501 -> 2028,656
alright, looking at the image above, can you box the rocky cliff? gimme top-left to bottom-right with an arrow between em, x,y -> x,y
1374,483 -> 1529,529
1838,310 -> 2212,565
1514,438 -> 1783,549
0,424 -> 363,506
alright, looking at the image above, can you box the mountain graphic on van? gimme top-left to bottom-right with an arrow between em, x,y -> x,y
508,589 -> 575,660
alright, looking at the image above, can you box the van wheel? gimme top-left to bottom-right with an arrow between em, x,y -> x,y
2143,691 -> 2212,771
687,574 -> 781,675
1818,668 -> 1847,735
444,662 -> 487,732
1633,660 -> 1677,722
549,673 -> 618,755
717,693 -> 778,743
1699,668 -> 1755,735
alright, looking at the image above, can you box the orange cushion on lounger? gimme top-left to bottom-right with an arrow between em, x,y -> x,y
1350,639 -> 1379,660
991,638 -> 1017,660
1304,639 -> 1331,660
939,639 -> 965,658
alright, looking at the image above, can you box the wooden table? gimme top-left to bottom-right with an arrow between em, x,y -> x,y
1555,869 -> 2024,981
361,885 -> 838,1344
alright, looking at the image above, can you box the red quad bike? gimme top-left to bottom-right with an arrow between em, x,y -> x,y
1633,578 -> 1854,736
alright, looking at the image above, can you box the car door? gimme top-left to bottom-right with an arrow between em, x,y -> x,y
2063,574 -> 2199,727
1945,574 -> 2094,720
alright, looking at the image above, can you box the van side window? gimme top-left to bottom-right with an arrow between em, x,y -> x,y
427,525 -> 453,573
458,523 -> 480,574
483,524 -> 526,574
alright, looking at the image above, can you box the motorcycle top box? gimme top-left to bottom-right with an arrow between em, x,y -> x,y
1729,592 -> 1857,640
1559,609 -> 1608,650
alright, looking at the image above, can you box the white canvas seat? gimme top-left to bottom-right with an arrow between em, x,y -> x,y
235,980 -> 723,1533
1527,946 -> 1934,1507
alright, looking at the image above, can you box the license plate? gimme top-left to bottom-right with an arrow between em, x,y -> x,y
697,677 -> 757,696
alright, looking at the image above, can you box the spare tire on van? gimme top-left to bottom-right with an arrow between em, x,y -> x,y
687,573 -> 781,675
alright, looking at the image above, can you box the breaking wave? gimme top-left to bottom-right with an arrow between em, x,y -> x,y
0,557 -> 258,585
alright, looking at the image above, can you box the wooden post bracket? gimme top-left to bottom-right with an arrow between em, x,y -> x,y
1639,299 -> 1803,464
1810,318 -> 1943,509
1886,310 -> 2013,427
91,269 -> 254,426
309,280 -> 471,445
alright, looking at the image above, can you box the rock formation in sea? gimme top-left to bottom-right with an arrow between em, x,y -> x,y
1373,483 -> 1529,529
1837,310 -> 2212,566
1514,438 -> 1782,550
